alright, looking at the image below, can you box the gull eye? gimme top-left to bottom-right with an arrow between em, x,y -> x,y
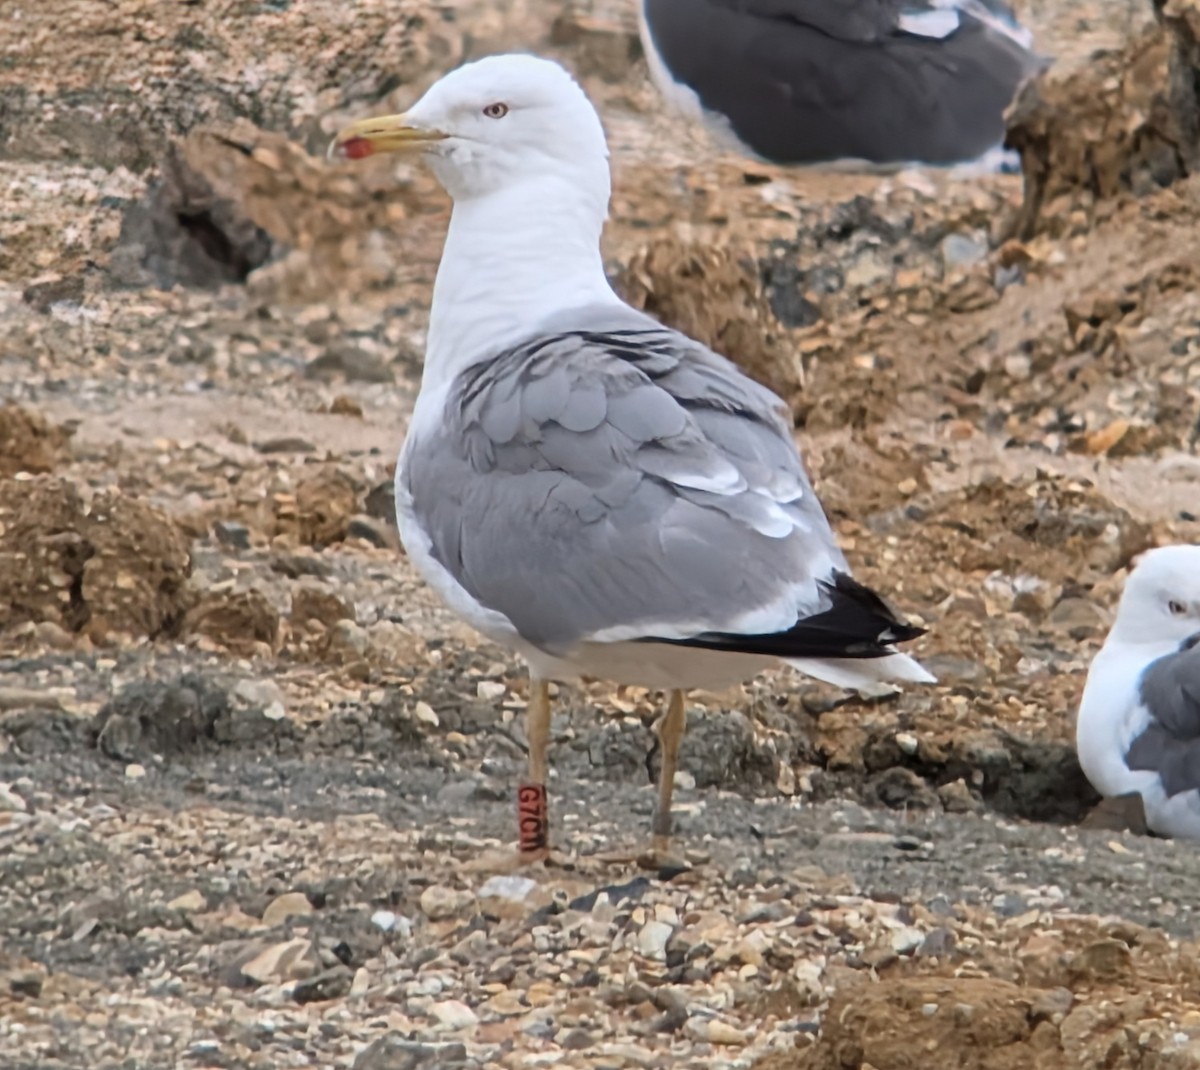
1169,599 -> 1188,616
482,102 -> 509,119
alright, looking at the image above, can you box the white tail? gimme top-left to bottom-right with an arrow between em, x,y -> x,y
786,652 -> 937,693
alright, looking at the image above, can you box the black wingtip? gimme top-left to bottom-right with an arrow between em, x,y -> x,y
646,569 -> 927,661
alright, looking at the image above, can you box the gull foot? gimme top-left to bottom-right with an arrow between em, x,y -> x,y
460,844 -> 577,876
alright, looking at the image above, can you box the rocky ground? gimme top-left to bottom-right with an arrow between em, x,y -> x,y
4,0 -> 1200,1067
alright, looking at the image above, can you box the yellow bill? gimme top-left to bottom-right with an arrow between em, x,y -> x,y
329,113 -> 447,160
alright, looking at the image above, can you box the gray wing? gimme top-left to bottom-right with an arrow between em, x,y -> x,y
403,308 -> 845,655
1127,640 -> 1200,797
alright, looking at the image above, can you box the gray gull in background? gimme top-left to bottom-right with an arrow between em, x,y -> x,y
638,0 -> 1047,172
332,54 -> 935,870
1077,545 -> 1200,841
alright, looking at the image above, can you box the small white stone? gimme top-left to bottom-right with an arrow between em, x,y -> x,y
895,732 -> 919,755
891,927 -> 924,955
430,998 -> 478,1029
370,909 -> 400,932
478,875 -> 537,902
476,681 -> 507,701
673,770 -> 696,791
413,701 -> 439,726
0,783 -> 27,812
125,763 -> 146,780
636,920 -> 674,961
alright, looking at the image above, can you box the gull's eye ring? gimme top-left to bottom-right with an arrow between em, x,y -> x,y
483,102 -> 509,119
1169,599 -> 1188,616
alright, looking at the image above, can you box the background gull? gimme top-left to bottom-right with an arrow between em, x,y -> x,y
1077,544 -> 1200,840
638,0 -> 1047,172
333,54 -> 935,870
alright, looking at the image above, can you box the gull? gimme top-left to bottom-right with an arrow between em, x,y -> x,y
637,0 -> 1046,172
1077,544 -> 1200,840
332,54 -> 935,869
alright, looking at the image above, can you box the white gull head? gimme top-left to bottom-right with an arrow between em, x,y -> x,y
333,55 -> 623,388
1108,544 -> 1200,648
402,54 -> 612,210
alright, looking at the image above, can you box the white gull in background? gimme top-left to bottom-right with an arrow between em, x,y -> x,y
638,0 -> 1047,172
332,54 -> 935,869
1077,544 -> 1200,840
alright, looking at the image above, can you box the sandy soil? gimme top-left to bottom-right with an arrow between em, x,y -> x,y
3,0 -> 1200,1067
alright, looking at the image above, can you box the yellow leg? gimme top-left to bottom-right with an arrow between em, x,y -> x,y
651,689 -> 687,853
526,677 -> 551,785
596,689 -> 690,871
464,677 -> 556,875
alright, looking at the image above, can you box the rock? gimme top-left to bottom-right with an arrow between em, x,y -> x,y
1079,793 -> 1149,835
256,436 -> 316,455
1031,986 -> 1075,1023
273,467 -> 362,549
636,920 -> 674,961
801,977 -> 1043,1069
294,966 -> 353,1004
7,969 -> 44,998
290,585 -> 356,632
213,521 -> 252,551
1006,21 -> 1186,240
430,999 -> 478,1029
917,928 -> 957,958
941,232 -> 989,268
685,1019 -> 747,1046
890,928 -> 925,955
1067,939 -> 1137,988
239,937 -> 315,985
419,886 -> 472,922
868,767 -> 939,810
0,405 -> 72,477
370,910 -> 412,936
353,1036 -> 469,1070
184,589 -> 281,656
0,783 -> 27,812
305,342 -> 395,384
167,890 -> 207,913
346,514 -> 397,550
232,679 -> 286,718
477,876 -> 537,903
262,891 -> 314,927
0,476 -> 193,642
937,779 -> 979,814
110,136 -> 280,290
94,675 -> 229,760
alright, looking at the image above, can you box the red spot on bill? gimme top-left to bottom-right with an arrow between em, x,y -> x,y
339,136 -> 375,160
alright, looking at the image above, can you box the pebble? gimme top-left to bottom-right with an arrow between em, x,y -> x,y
125,763 -> 146,779
477,681 -> 507,701
370,910 -> 407,933
0,783 -> 27,812
686,1019 -> 747,1046
413,701 -> 439,726
636,920 -> 674,961
890,928 -> 924,955
420,885 -> 472,921
430,999 -> 479,1029
167,889 -> 207,913
262,891 -> 314,927
478,875 -> 537,902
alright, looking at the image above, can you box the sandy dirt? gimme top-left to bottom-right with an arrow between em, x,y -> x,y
3,0 -> 1200,1067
